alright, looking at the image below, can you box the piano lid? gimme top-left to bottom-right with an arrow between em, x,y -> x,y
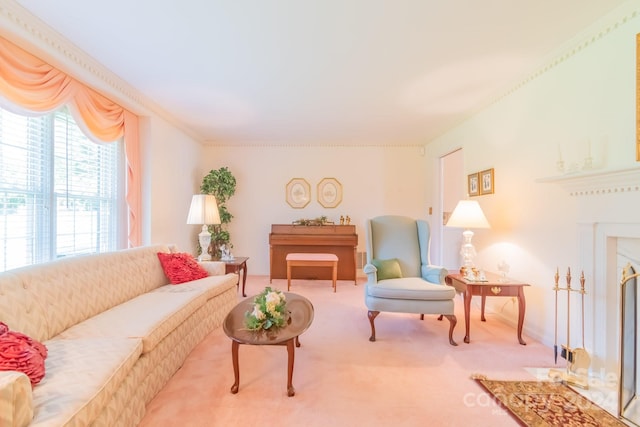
271,224 -> 356,235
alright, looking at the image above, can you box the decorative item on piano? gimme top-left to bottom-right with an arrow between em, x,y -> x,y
339,215 -> 351,225
292,216 -> 334,226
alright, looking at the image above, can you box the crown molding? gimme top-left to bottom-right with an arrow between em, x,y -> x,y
0,0 -> 204,143
430,2 -> 640,143
497,6 -> 640,102
536,167 -> 640,196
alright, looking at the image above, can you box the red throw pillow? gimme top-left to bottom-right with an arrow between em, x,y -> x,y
157,252 -> 209,284
0,322 -> 47,386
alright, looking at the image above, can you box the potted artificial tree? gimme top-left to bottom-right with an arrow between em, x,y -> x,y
200,167 -> 237,259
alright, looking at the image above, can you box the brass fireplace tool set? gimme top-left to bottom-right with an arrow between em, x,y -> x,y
548,267 -> 591,389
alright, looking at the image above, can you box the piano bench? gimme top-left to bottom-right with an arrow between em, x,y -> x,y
286,253 -> 339,292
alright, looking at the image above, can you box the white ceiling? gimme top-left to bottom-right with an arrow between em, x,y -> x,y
14,0 -> 628,146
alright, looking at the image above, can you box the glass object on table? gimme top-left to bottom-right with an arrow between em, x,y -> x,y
497,260 -> 510,282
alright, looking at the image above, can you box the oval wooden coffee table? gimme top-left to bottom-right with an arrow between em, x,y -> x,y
223,292 -> 314,396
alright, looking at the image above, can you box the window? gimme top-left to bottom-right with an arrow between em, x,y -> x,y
0,106 -> 122,272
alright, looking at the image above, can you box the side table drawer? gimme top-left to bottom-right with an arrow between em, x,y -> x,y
477,285 -> 520,297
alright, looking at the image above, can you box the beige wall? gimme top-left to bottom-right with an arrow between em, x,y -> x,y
425,4 -> 640,347
141,116 -> 205,253
198,145 -> 429,275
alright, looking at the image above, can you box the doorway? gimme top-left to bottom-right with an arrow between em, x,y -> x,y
440,148 -> 465,271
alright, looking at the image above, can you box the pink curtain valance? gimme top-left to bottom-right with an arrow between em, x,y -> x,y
0,36 -> 141,247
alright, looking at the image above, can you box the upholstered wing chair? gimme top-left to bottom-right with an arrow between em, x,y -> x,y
364,215 -> 457,345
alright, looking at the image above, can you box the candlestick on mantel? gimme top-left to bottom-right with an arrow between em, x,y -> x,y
556,143 -> 565,173
583,139 -> 593,170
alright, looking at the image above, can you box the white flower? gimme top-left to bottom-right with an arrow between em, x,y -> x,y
265,291 -> 283,315
251,305 -> 265,320
265,291 -> 281,306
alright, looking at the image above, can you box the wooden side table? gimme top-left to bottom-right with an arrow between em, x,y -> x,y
223,257 -> 249,297
445,272 -> 529,345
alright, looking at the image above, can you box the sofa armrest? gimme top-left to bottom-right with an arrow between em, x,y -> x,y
422,265 -> 448,284
198,261 -> 226,276
0,371 -> 33,427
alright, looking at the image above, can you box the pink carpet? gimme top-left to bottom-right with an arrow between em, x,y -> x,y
139,276 -> 557,426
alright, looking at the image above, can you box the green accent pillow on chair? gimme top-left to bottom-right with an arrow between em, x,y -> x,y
371,258 -> 403,280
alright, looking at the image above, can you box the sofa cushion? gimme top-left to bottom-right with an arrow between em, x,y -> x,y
157,252 -> 209,284
371,258 -> 403,280
366,277 -> 456,301
31,337 -> 142,427
0,272 -> 49,343
56,274 -> 238,354
0,245 -> 173,343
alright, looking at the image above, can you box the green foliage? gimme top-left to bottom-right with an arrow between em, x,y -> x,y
200,167 -> 237,258
0,195 -> 26,214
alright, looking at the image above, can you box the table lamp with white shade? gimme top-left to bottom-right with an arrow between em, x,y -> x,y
445,199 -> 490,275
186,194 -> 221,261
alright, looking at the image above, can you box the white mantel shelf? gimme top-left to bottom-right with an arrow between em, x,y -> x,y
535,167 -> 640,196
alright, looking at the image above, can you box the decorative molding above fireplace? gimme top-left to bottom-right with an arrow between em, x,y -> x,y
536,167 -> 640,196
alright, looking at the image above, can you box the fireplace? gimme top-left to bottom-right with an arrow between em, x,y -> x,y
544,166 -> 640,418
576,222 -> 640,420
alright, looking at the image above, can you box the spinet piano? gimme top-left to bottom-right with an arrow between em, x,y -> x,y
269,224 -> 358,284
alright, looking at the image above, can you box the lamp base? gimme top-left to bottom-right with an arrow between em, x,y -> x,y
198,225 -> 212,261
460,229 -> 477,271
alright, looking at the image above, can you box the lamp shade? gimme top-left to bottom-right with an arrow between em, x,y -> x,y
186,194 -> 221,225
446,200 -> 490,229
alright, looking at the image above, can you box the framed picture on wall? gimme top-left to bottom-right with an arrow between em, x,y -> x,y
317,177 -> 342,208
480,168 -> 495,195
467,173 -> 479,197
285,178 -> 311,208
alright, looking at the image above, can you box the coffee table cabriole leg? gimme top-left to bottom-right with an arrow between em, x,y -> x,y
230,341 -> 240,394
286,338 -> 295,397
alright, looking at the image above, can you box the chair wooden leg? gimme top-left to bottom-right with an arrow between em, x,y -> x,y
420,314 -> 424,320
443,314 -> 458,346
368,310 -> 380,342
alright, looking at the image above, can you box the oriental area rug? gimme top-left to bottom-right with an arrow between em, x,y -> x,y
473,375 -> 626,427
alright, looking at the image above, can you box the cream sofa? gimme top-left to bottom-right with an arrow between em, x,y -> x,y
0,244 -> 239,427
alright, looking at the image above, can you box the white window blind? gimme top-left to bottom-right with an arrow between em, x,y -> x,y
0,106 -> 121,272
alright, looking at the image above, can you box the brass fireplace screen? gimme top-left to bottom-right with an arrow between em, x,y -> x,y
620,263 -> 640,425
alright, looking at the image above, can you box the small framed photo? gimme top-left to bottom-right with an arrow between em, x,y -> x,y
285,178 -> 311,208
468,173 -> 479,197
480,168 -> 495,195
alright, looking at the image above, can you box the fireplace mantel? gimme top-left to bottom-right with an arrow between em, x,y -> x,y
536,167 -> 640,196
